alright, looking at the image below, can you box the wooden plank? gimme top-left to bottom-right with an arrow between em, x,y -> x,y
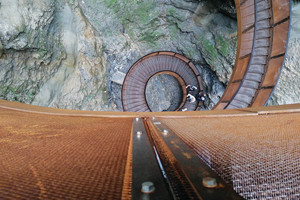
271,20 -> 289,57
243,80 -> 260,89
241,39 -> 254,48
245,72 -> 263,82
241,16 -> 255,28
175,53 -> 190,63
241,9 -> 255,17
253,47 -> 269,56
241,28 -> 254,42
272,0 -> 290,25
240,48 -> 252,57
256,9 -> 271,21
256,0 -> 271,12
255,29 -> 271,39
240,41 -> 254,56
214,102 -> 229,110
261,56 -> 284,87
240,0 -> 254,9
248,64 -> 265,73
235,56 -> 251,80
251,88 -> 273,107
141,52 -> 159,61
221,82 -> 242,102
159,51 -> 175,56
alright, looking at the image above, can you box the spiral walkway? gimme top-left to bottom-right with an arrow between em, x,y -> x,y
215,0 -> 290,109
122,52 -> 204,112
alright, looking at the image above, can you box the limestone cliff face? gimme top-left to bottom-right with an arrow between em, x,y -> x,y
0,0 -> 298,111
0,0 -> 112,111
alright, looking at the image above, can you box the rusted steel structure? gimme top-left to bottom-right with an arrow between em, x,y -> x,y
215,0 -> 290,109
122,52 -> 204,112
0,100 -> 299,199
0,0 -> 297,200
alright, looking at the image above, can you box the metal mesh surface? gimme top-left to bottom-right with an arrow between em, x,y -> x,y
160,113 -> 300,199
0,109 -> 132,199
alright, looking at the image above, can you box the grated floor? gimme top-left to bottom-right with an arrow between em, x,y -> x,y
160,113 -> 300,199
0,108 -> 132,200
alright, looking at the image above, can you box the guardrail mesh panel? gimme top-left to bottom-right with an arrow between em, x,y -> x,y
0,109 -> 132,200
161,113 -> 300,199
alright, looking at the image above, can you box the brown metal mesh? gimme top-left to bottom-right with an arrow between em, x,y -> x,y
0,109 -> 132,199
160,113 -> 300,199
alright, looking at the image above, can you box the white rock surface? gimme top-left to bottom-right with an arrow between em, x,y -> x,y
111,71 -> 126,85
267,3 -> 300,106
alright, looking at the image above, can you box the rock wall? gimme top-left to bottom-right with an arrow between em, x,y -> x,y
0,0 -> 113,111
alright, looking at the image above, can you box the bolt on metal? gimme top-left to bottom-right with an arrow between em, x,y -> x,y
202,177 -> 218,188
136,131 -> 142,135
136,118 -> 139,121
141,181 -> 155,193
163,130 -> 168,135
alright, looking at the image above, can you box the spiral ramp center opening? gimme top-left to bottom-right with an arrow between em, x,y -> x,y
145,74 -> 183,112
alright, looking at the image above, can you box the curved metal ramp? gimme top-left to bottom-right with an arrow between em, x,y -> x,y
215,0 -> 290,109
122,52 -> 204,112
0,100 -> 299,199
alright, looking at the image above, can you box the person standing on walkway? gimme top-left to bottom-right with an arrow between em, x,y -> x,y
196,93 -> 206,102
187,94 -> 196,103
186,85 -> 197,92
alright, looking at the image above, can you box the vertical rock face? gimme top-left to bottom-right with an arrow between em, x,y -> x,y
32,3 -> 111,111
0,0 -> 113,111
0,0 -> 58,104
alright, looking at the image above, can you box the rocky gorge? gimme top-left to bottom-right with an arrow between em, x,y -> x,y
0,0 -> 299,111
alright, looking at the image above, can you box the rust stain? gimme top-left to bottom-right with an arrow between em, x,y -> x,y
29,164 -> 47,199
170,140 -> 180,149
182,152 -> 192,159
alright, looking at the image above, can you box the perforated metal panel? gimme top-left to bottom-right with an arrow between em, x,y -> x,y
160,112 -> 300,199
0,109 -> 132,200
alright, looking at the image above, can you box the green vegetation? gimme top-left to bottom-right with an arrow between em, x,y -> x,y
134,1 -> 156,24
167,8 -> 176,16
103,0 -> 118,8
103,0 -> 157,27
215,34 -> 230,57
101,44 -> 107,52
202,37 -> 218,61
184,47 -> 197,59
1,81 -> 38,103
101,0 -> 166,46
167,8 -> 185,22
169,25 -> 179,40
103,0 -> 120,13
138,30 -> 163,47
